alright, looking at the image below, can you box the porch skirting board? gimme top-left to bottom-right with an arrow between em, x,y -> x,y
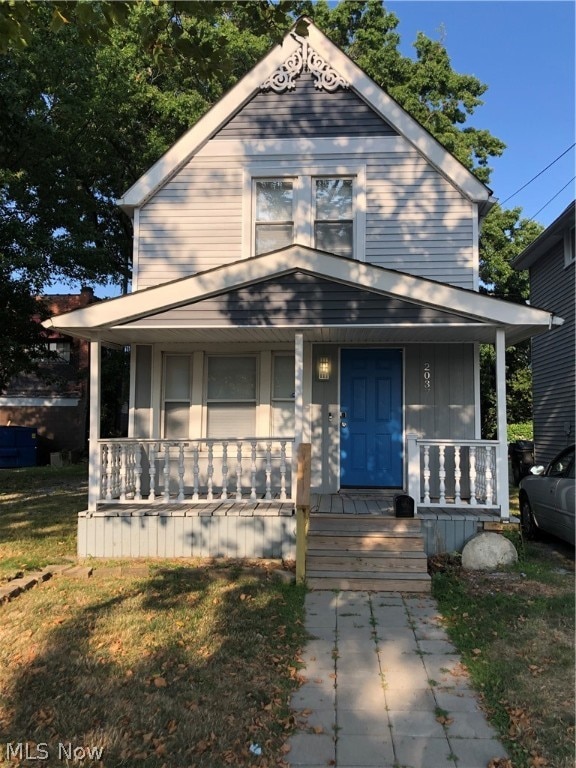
78,504 -> 296,559
419,508 -> 503,556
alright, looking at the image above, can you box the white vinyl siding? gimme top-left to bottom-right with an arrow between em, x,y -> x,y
135,138 -> 475,290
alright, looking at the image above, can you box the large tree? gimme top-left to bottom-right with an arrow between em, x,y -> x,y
1,0 -> 536,411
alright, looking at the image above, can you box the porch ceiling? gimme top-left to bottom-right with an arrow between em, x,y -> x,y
91,322 -> 524,346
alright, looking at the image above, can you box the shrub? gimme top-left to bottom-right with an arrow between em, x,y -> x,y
508,422 -> 533,442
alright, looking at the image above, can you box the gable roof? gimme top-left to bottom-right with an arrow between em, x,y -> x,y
512,201 -> 575,269
118,18 -> 494,214
43,245 -> 561,346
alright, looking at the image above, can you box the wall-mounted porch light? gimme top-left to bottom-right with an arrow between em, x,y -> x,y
317,356 -> 331,381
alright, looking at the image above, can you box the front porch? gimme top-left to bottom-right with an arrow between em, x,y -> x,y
77,483 -> 505,561
93,435 -> 506,515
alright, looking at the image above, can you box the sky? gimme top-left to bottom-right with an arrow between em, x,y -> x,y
50,0 -> 575,298
386,0 -> 575,224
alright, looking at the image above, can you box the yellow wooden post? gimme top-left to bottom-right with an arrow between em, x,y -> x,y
295,443 -> 311,584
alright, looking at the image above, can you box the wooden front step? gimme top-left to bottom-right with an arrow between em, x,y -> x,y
307,514 -> 430,592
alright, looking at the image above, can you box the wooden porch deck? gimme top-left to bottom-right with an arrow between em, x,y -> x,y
311,493 -> 502,522
95,492 -> 502,522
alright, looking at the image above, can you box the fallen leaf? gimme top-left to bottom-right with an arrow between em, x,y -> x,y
153,676 -> 168,688
436,715 -> 454,726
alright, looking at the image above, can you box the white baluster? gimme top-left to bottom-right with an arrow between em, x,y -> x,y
454,444 -> 462,504
120,443 -> 127,501
280,441 -> 287,501
134,443 -> 142,501
207,442 -> 214,501
469,446 -> 477,505
177,442 -> 186,502
192,442 -> 200,501
438,444 -> 446,505
148,443 -> 156,501
250,441 -> 257,501
163,442 -> 171,502
423,444 -> 431,504
101,444 -> 108,500
221,441 -> 228,500
116,446 -> 122,497
265,441 -> 272,500
105,443 -> 114,501
126,444 -> 134,497
235,442 -> 243,501
485,447 -> 494,505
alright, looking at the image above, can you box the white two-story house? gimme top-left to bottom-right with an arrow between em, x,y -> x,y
45,19 -> 561,570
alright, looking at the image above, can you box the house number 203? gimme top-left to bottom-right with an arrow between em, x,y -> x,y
423,362 -> 432,391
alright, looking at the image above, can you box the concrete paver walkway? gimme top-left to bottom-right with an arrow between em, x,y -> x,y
287,591 -> 509,768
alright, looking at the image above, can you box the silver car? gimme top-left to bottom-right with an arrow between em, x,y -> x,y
519,445 -> 575,545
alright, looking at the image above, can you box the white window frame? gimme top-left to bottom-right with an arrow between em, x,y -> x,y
244,162 -> 366,260
564,225 -> 575,268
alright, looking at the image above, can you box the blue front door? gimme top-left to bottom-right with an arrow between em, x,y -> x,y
340,349 -> 403,488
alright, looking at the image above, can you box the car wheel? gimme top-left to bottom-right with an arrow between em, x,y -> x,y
520,497 -> 538,540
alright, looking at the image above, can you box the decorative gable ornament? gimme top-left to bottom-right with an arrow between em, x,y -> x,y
260,33 -> 349,93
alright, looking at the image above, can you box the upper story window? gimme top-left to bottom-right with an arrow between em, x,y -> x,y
255,180 -> 294,255
46,341 -> 71,362
315,178 -> 353,258
253,175 -> 355,258
565,225 -> 575,267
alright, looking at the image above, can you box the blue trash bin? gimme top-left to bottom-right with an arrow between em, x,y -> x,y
0,426 -> 38,468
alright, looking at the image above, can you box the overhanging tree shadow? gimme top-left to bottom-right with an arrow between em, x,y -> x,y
0,568 -> 306,767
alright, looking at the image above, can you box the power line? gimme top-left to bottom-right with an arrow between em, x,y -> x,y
501,143 -> 576,205
528,177 -> 576,221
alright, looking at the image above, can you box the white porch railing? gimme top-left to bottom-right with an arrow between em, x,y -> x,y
407,437 -> 500,510
98,439 -> 294,503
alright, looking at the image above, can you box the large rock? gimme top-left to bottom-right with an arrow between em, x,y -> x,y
461,532 -> 518,571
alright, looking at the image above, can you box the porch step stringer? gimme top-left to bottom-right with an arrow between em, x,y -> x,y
306,514 -> 431,593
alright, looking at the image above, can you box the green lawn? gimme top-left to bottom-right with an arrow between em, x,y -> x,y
0,465 -> 307,767
432,540 -> 575,768
0,464 -> 87,580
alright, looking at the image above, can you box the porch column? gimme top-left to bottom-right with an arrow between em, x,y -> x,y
293,333 -> 304,499
88,339 -> 102,512
495,329 -> 510,519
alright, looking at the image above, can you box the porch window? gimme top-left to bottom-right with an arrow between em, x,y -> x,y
164,355 -> 191,438
255,180 -> 294,255
271,354 -> 295,436
206,356 -> 257,438
314,178 -> 353,258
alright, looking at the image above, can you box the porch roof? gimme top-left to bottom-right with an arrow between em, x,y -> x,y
43,246 -> 562,347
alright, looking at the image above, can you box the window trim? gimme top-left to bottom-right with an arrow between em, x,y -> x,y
243,162 -> 366,260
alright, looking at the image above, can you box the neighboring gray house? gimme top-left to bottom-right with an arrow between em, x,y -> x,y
43,19 -> 561,563
513,202 -> 575,465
